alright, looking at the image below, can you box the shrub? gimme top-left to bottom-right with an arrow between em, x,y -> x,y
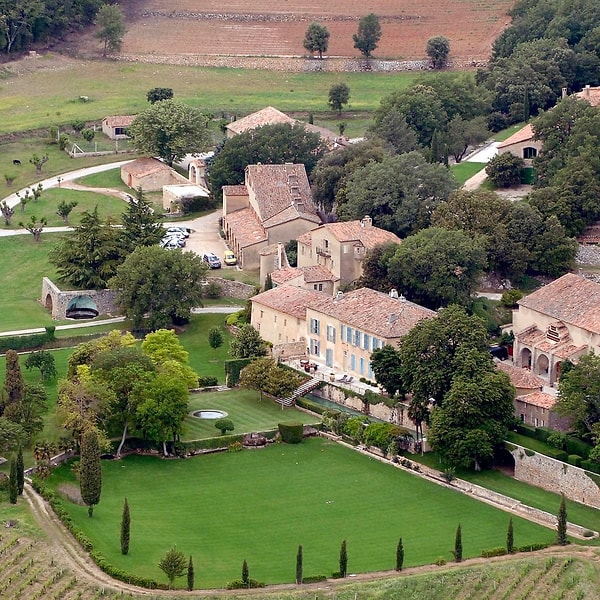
485,153 -> 525,188
547,431 -> 567,450
226,579 -> 264,589
198,376 -> 218,387
534,427 -> 551,443
481,547 -> 507,558
296,397 -> 327,415
302,574 -> 327,583
278,422 -> 303,444
215,418 -> 235,435
500,289 -> 524,308
581,460 -> 600,476
566,436 -> 591,459
517,542 -> 550,553
204,281 -> 222,299
551,450 -> 569,463
435,557 -> 447,566
225,358 -> 252,386
568,454 -> 582,467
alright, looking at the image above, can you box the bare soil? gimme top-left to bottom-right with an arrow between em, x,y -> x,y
56,0 -> 516,71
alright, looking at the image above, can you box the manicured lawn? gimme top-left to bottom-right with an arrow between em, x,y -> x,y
451,161 -> 486,185
75,168 -> 131,191
183,389 -> 319,441
45,437 -> 550,589
1,187 -> 127,229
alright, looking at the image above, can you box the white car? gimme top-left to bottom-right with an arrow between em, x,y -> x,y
160,236 -> 185,249
166,226 -> 190,238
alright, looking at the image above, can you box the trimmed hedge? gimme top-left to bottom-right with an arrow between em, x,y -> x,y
296,397 -> 327,415
481,547 -> 507,558
568,454 -> 582,467
198,376 -> 218,386
302,574 -> 328,583
278,422 -> 303,444
0,329 -> 54,353
566,436 -> 591,459
224,358 -> 252,386
516,542 -> 550,553
226,579 -> 264,589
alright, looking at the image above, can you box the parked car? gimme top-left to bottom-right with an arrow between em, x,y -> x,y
224,250 -> 237,265
166,226 -> 190,238
203,252 -> 221,269
160,237 -> 182,250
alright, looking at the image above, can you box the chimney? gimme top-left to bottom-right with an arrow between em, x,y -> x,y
562,87 -> 567,99
277,241 -> 283,270
361,215 -> 372,228
585,84 -> 591,98
389,289 -> 399,299
334,291 -> 344,301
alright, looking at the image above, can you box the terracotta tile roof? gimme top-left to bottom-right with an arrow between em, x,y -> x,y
575,86 -> 600,107
251,286 -> 322,320
223,207 -> 267,248
121,157 -> 171,177
226,107 -> 295,136
297,230 -> 312,246
553,344 -> 588,359
496,362 -> 545,390
262,204 -> 320,228
271,267 -> 303,285
299,218 -> 402,249
313,288 -> 435,339
498,123 -> 535,148
246,164 -> 318,223
103,115 -> 136,128
302,265 -> 338,283
517,274 -> 600,335
517,391 -> 557,410
223,185 -> 249,197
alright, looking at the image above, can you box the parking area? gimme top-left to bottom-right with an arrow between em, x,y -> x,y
165,209 -> 238,270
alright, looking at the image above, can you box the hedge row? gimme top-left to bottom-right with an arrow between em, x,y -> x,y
278,422 -> 303,444
224,358 -> 252,386
514,424 -> 593,462
480,542 -> 550,558
0,328 -> 55,353
31,478 -> 167,590
296,397 -> 328,415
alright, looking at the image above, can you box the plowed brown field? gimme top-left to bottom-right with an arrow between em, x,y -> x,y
121,0 -> 515,63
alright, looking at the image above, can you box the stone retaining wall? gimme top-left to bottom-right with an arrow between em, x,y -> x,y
510,442 -> 600,509
208,277 -> 256,299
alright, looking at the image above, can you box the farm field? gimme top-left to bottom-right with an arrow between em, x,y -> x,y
44,437 -> 551,589
120,0 -> 515,63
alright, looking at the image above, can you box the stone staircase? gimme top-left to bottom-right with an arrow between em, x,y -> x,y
277,377 -> 321,408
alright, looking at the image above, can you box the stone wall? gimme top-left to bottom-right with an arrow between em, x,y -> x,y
41,277 -> 118,320
273,340 -> 306,360
208,277 -> 256,299
510,442 -> 600,509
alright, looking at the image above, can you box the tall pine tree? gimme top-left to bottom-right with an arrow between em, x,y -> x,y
187,555 -> 194,591
556,495 -> 568,546
80,428 -> 102,517
396,537 -> 404,571
16,447 -> 24,496
121,498 -> 130,554
339,539 -> 348,577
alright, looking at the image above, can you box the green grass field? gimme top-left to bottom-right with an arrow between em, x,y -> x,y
183,389 -> 318,441
451,162 -> 486,185
45,437 -> 551,589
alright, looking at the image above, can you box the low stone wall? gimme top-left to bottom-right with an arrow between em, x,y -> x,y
41,277 -> 118,320
209,277 -> 255,299
510,442 -> 600,509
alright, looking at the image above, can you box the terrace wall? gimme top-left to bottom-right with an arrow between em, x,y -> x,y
509,442 -> 600,509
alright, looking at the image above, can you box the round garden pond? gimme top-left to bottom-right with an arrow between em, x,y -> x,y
191,409 -> 228,419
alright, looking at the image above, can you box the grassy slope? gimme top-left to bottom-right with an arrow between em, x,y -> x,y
451,162 -> 487,185
45,437 -> 550,589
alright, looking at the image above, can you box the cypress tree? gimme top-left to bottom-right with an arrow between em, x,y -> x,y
80,428 -> 102,517
9,458 -> 18,504
121,498 -> 130,554
296,544 -> 303,584
396,537 -> 404,571
339,539 -> 348,577
16,447 -> 24,496
506,517 -> 514,554
187,555 -> 194,591
2,349 -> 24,415
242,559 -> 249,586
556,494 -> 568,546
454,524 -> 462,562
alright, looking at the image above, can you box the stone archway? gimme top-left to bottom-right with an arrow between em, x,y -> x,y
552,360 -> 562,383
44,293 -> 53,312
494,446 -> 515,477
520,347 -> 532,369
536,353 -> 549,376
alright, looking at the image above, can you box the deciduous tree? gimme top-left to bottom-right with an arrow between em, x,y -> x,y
426,36 -> 451,69
0,418 -> 25,455
371,345 -> 404,398
1,349 -> 24,415
0,200 -> 15,226
110,246 -> 208,330
19,215 -> 47,242
486,153 -> 525,188
25,350 -> 57,381
353,13 -> 381,58
328,83 -> 350,116
80,428 -> 102,517
230,324 -> 268,359
56,200 -> 78,225
29,153 -> 48,174
159,546 -> 187,589
303,22 -> 330,59
128,100 -> 211,166
147,87 -> 174,104
239,357 -> 277,400
95,3 -> 126,56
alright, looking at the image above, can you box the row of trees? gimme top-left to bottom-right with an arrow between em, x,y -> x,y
303,16 -> 450,67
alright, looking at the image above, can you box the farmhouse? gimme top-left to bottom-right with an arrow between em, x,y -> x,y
251,286 -> 435,376
102,115 -> 135,140
294,216 -> 402,289
120,157 -> 188,192
512,273 -> 600,384
497,123 -> 541,166
222,163 -> 321,270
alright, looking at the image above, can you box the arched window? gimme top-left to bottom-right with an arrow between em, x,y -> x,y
523,147 -> 537,159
